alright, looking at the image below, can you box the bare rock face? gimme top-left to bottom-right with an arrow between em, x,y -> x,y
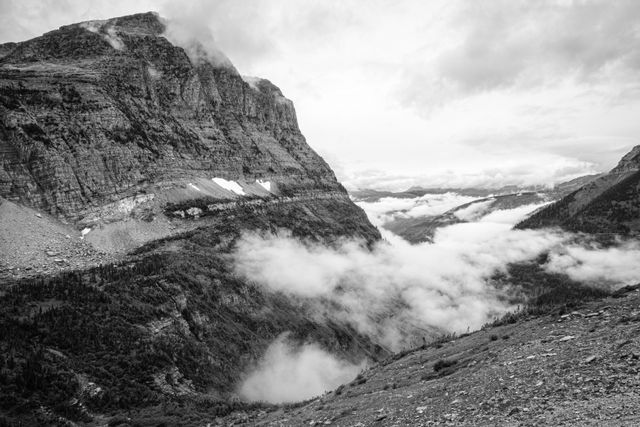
0,12 -> 347,223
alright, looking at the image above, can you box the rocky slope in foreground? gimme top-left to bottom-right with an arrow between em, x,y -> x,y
224,284 -> 640,426
517,145 -> 640,234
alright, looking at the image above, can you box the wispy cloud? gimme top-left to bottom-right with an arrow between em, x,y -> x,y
354,193 -> 479,226
546,240 -> 640,286
238,333 -> 364,403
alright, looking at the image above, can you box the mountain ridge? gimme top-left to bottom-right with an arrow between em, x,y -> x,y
517,145 -> 640,234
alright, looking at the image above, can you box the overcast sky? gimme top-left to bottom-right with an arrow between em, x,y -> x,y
2,0 -> 640,190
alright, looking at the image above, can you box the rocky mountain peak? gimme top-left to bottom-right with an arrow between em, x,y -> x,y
0,12 -> 378,255
1,12 -> 164,63
62,11 -> 165,37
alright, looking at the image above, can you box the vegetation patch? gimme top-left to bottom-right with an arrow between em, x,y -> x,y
433,359 -> 457,373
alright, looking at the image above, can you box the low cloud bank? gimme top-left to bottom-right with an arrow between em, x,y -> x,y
478,202 -> 550,224
232,203 -> 569,351
238,334 -> 364,403
546,241 -> 640,286
234,201 -> 640,350
233,199 -> 640,403
453,199 -> 494,221
356,192 -> 480,226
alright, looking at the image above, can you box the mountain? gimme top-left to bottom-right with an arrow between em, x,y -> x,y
1,12 -> 336,219
351,187 -> 519,203
351,177 -> 602,205
517,146 -> 640,234
0,11 -> 379,277
0,13 -> 384,425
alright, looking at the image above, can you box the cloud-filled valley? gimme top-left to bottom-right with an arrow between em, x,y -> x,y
233,195 -> 640,402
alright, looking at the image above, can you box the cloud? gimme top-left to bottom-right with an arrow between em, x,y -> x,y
341,154 -> 600,192
160,9 -> 233,68
159,0 -> 276,69
403,193 -> 479,218
0,0 -> 157,43
401,0 -> 640,100
232,203 -> 569,350
233,196 -> 640,357
545,240 -> 640,286
238,333 -> 364,403
453,199 -> 494,221
232,232 -> 358,298
478,202 -> 551,224
354,193 -> 479,226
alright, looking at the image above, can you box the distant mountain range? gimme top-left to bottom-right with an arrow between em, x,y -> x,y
352,173 -> 603,243
351,174 -> 602,204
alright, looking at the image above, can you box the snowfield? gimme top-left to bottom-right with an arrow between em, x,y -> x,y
257,179 -> 272,192
212,177 -> 246,195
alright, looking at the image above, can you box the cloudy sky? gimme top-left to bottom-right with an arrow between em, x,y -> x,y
2,0 -> 640,190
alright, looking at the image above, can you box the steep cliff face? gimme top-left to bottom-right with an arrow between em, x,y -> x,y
517,145 -> 640,234
0,12 -> 348,222
0,12 -> 379,271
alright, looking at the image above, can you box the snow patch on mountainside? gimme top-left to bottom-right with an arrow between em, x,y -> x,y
212,178 -> 245,195
257,180 -> 272,192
